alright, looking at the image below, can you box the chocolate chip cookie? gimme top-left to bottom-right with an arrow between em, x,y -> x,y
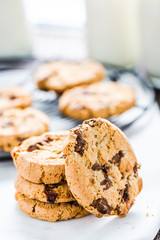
59,81 -> 136,120
15,192 -> 89,222
0,86 -> 32,111
64,118 -> 142,217
35,60 -> 105,93
12,131 -> 69,184
15,173 -> 74,203
0,107 -> 49,152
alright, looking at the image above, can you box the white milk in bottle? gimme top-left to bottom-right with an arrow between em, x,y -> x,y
139,0 -> 160,87
0,0 -> 32,58
85,0 -> 140,67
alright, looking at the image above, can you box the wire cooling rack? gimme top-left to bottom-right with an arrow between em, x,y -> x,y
23,65 -> 155,131
0,65 -> 155,159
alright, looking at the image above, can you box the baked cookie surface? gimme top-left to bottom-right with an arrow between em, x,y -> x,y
64,118 -> 142,217
12,131 -> 69,184
0,107 -> 49,152
15,173 -> 74,203
35,60 -> 105,93
15,192 -> 89,222
0,86 -> 32,111
59,81 -> 136,120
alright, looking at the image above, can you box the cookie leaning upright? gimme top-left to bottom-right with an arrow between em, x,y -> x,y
12,131 -> 69,184
64,118 -> 142,217
34,60 -> 105,93
0,107 -> 49,152
0,86 -> 32,111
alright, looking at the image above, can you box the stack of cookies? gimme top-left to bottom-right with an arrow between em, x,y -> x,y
0,86 -> 49,152
12,118 -> 142,222
12,131 -> 89,222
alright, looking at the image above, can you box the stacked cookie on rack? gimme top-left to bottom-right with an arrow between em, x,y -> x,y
35,60 -> 106,94
0,86 -> 49,152
59,81 -> 136,120
12,131 -> 89,222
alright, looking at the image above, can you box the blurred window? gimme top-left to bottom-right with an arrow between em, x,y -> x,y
23,0 -> 86,30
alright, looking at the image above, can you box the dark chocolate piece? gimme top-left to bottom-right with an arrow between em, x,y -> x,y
74,129 -> 86,156
122,183 -> 130,203
91,163 -> 110,174
91,163 -> 111,189
92,198 -> 113,215
44,137 -> 52,143
115,206 -> 121,215
109,150 -> 124,165
32,204 -> 36,212
17,137 -> 25,142
27,144 -> 40,152
91,163 -> 102,171
36,142 -> 44,146
44,185 -> 58,204
133,163 -> 138,174
91,178 -> 95,184
9,95 -> 16,100
84,119 -> 97,127
102,165 -> 110,174
100,175 -> 112,190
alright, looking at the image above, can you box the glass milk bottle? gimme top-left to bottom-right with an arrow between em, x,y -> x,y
0,0 -> 32,58
139,0 -> 160,88
85,0 -> 140,68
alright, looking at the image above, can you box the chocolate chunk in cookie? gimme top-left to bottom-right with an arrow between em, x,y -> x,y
92,198 -> 113,215
74,129 -> 86,156
27,144 -> 40,152
109,150 -> 125,165
122,184 -> 130,203
44,185 -> 58,204
91,163 -> 102,171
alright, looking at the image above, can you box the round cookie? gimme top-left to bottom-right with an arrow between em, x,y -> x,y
15,192 -> 89,222
64,118 -> 142,217
35,60 -> 105,93
0,107 -> 49,152
59,81 -> 136,120
12,131 -> 69,184
15,173 -> 74,203
0,86 -> 32,111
